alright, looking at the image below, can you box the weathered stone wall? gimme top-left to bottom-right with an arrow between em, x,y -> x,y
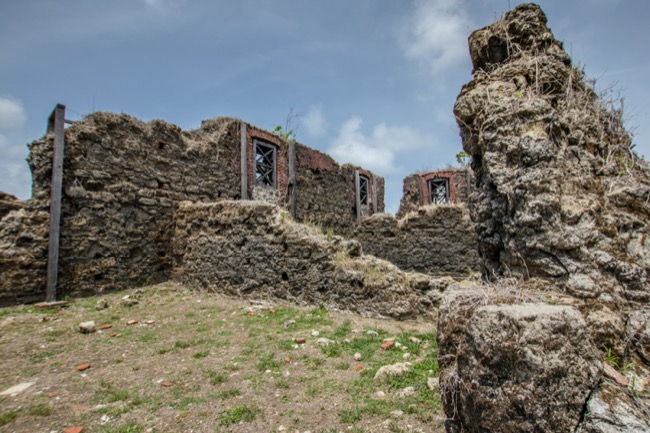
295,145 -> 384,235
26,114 -> 242,298
10,112 -> 383,303
441,4 -> 650,432
172,200 -> 451,319
396,168 -> 471,219
0,202 -> 49,306
353,205 -> 479,277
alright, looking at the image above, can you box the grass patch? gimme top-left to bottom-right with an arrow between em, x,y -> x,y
98,423 -> 144,433
217,388 -> 241,399
218,404 -> 260,426
174,340 -> 191,349
207,370 -> 226,385
28,403 -> 52,417
0,411 -> 19,426
192,350 -> 210,359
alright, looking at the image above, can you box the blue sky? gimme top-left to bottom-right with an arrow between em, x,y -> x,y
1,0 -> 648,215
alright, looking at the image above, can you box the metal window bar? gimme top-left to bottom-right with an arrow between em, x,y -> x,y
359,175 -> 369,205
428,178 -> 449,204
254,140 -> 276,187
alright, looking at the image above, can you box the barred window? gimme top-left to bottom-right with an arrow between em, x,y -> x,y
359,175 -> 369,205
254,140 -> 276,187
428,177 -> 449,204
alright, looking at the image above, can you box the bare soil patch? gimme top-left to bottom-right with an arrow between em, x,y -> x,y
0,282 -> 444,433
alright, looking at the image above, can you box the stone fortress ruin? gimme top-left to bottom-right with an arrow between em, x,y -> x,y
1,3 -> 649,432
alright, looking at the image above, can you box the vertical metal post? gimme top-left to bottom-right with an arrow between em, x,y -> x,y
45,104 -> 65,302
354,169 -> 361,225
288,140 -> 296,218
371,174 -> 378,214
240,122 -> 248,200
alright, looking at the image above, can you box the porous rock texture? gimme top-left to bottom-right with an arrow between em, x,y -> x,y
0,202 -> 49,306
172,200 -> 453,319
353,205 -> 479,278
438,288 -> 601,433
441,3 -> 650,432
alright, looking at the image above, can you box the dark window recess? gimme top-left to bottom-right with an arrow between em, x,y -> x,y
254,140 -> 276,187
428,177 -> 449,204
359,175 -> 369,205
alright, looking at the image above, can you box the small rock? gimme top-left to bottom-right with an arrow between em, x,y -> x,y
366,330 -> 379,337
76,364 -> 91,371
284,320 -> 296,328
396,386 -> 416,398
295,338 -> 306,344
284,357 -> 292,363
380,340 -> 394,350
427,377 -> 439,390
603,362 -> 629,387
394,341 -> 402,348
246,311 -> 255,317
126,320 -> 138,326
160,381 -> 174,387
316,337 -> 334,347
355,364 -> 364,372
373,390 -> 386,399
278,426 -> 287,432
120,296 -> 139,307
79,321 -> 96,334
311,330 -> 320,337
109,333 -> 118,337
0,382 -> 35,396
143,320 -> 155,325
96,299 -> 109,310
352,328 -> 362,334
100,414 -> 111,424
99,324 -> 112,330
391,410 -> 404,418
63,427 -> 85,433
403,353 -> 411,360
374,362 -> 412,381
409,336 -> 421,344
353,352 -> 362,361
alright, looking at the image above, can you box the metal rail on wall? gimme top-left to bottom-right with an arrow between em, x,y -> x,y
44,104 -> 75,303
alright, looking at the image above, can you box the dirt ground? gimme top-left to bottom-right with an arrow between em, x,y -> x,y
0,282 -> 446,433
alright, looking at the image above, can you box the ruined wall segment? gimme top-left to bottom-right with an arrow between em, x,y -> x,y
26,113 -> 243,297
12,111 -> 384,302
353,205 -> 479,277
172,200 -> 448,320
294,144 -> 384,235
0,203 -> 49,306
396,168 -> 471,219
441,4 -> 650,432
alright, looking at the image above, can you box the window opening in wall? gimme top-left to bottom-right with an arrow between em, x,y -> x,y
359,175 -> 369,205
428,177 -> 449,204
254,140 -> 276,187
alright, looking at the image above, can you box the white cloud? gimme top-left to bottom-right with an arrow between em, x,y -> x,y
402,0 -> 472,76
0,98 -> 26,129
328,116 -> 429,175
301,105 -> 326,137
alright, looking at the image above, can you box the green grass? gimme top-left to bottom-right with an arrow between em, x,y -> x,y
0,411 -> 19,426
98,423 -> 143,433
174,340 -> 191,349
207,370 -> 226,385
28,403 -> 52,417
217,388 -> 241,399
218,404 -> 260,426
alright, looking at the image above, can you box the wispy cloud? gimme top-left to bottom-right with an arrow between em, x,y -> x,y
401,0 -> 472,76
301,105 -> 326,137
328,116 -> 430,174
0,97 -> 26,129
